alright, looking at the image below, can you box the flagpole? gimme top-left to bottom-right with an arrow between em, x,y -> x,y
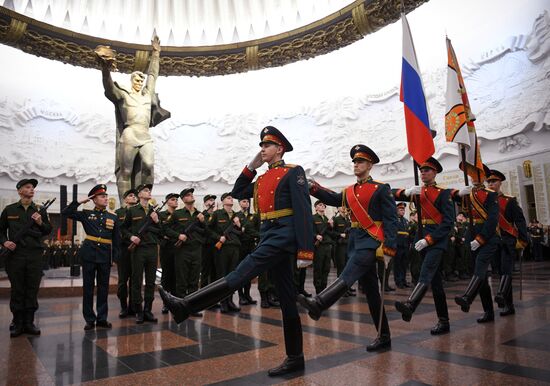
460,145 -> 474,233
413,161 -> 424,238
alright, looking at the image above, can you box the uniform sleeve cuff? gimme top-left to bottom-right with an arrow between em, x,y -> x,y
383,246 -> 396,257
242,166 -> 257,179
475,235 -> 486,245
424,234 -> 434,246
297,250 -> 314,260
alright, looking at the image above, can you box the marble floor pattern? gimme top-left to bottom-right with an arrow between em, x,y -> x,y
1,262 -> 549,386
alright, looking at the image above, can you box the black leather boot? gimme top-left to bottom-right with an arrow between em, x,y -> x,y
10,311 -> 24,338
244,282 -> 257,305
267,291 -> 280,307
477,311 -> 494,323
260,291 -> 270,308
500,304 -> 515,316
135,304 -> 144,324
494,275 -> 512,308
454,276 -> 482,312
238,288 -> 250,305
430,318 -> 450,335
297,278 -> 348,321
227,294 -> 241,312
366,334 -> 391,352
395,282 -> 428,322
268,317 -> 304,376
119,299 -> 129,318
23,310 -> 41,335
143,301 -> 158,323
159,278 -> 233,323
220,299 -> 230,313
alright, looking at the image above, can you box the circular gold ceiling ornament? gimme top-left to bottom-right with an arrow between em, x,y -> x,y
0,0 -> 429,77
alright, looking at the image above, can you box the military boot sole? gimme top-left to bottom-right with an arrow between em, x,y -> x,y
297,295 -> 322,321
395,301 -> 413,322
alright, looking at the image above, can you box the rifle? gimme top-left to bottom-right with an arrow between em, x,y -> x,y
174,202 -> 215,248
314,222 -> 329,247
128,200 -> 167,251
215,222 -> 242,250
0,198 -> 56,258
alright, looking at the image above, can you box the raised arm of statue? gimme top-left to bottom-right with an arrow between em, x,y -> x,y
95,45 -> 123,103
145,35 -> 161,94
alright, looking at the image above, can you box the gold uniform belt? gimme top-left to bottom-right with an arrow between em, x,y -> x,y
398,231 -> 409,235
351,221 -> 382,228
421,219 -> 437,225
85,236 -> 112,245
472,219 -> 485,224
260,208 -> 294,221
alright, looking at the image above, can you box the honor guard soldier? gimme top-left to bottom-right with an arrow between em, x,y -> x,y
121,183 -> 161,324
208,192 -> 242,313
393,157 -> 454,335
332,207 -> 354,296
301,145 -> 397,351
200,194 -> 217,288
394,202 -> 411,289
161,126 -> 314,376
235,198 -> 260,305
487,169 -> 529,316
115,189 -> 137,318
454,164 -> 500,323
312,200 -> 338,294
62,184 -> 120,330
165,188 -> 206,317
1,179 -> 52,337
159,193 -> 179,314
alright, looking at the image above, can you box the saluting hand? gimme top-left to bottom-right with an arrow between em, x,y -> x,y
248,151 -> 264,170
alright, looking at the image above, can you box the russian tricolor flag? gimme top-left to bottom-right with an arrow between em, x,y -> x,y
400,13 -> 435,165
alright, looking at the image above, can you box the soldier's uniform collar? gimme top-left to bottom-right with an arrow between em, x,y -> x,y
357,176 -> 372,185
269,160 -> 285,169
94,207 -> 106,212
423,181 -> 437,187
17,200 -> 36,209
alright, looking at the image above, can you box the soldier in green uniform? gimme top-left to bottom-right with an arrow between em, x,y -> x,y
1,179 -> 52,337
121,184 -> 160,324
200,194 -> 217,288
453,213 -> 470,279
312,201 -> 336,294
115,189 -> 137,318
208,192 -> 242,313
442,227 -> 459,282
408,211 -> 422,285
165,188 -> 206,317
332,207 -> 354,296
235,198 -> 259,306
158,193 -> 179,314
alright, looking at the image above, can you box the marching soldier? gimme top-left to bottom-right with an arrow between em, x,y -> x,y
312,201 -> 337,294
165,188 -> 206,317
528,220 -> 544,261
1,179 -> 52,337
235,198 -> 259,306
161,126 -> 314,376
121,184 -> 160,324
158,193 -> 179,314
301,144 -> 397,351
208,193 -> 242,313
393,157 -> 454,335
115,189 -> 137,318
200,194 -> 217,287
454,164 -> 500,323
486,169 -> 529,316
332,207 -> 354,296
62,184 -> 120,330
394,202 -> 411,289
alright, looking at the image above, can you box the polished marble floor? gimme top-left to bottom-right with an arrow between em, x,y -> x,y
1,262 -> 550,386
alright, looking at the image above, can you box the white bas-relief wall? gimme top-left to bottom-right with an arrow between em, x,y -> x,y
0,0 -> 549,223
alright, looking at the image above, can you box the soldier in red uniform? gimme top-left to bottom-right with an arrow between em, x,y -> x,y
487,169 -> 529,316
300,144 -> 398,351
453,164 -> 500,323
160,126 -> 314,376
392,158 -> 454,335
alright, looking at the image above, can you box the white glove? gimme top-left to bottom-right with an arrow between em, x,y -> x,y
247,151 -> 263,170
415,239 -> 428,251
405,185 -> 422,196
383,254 -> 392,269
297,259 -> 313,269
471,239 -> 481,251
458,185 -> 473,197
